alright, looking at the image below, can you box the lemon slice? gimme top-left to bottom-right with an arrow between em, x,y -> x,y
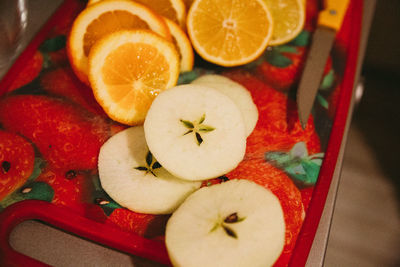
88,29 -> 180,125
264,0 -> 305,45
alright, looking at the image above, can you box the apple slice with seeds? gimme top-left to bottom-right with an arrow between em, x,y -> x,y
165,179 -> 285,267
98,126 -> 201,214
144,84 -> 246,181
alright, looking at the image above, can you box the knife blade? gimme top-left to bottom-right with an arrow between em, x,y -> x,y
297,0 -> 350,129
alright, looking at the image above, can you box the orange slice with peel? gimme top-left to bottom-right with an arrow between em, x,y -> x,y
164,17 -> 194,72
186,0 -> 273,67
68,0 -> 171,85
88,29 -> 180,125
88,0 -> 187,28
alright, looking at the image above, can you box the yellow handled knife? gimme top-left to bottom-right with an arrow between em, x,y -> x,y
297,0 -> 350,128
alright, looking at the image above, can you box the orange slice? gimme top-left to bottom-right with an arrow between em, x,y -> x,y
164,18 -> 194,72
88,30 -> 180,125
88,0 -> 187,28
68,0 -> 171,85
186,0 -> 273,67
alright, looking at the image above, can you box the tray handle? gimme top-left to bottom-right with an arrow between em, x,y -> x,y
0,200 -> 170,266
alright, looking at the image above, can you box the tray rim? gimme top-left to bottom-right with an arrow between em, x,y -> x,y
289,0 -> 363,265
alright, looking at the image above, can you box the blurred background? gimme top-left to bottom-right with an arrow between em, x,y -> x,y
324,0 -> 400,266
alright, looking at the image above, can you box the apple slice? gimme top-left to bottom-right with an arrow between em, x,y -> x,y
144,84 -> 246,181
98,126 -> 201,214
166,179 -> 285,267
192,74 -> 258,136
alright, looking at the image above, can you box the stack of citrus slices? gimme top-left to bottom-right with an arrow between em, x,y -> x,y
67,0 -> 305,126
67,0 -> 193,125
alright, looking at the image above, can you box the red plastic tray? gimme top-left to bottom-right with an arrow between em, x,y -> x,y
0,0 -> 362,266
